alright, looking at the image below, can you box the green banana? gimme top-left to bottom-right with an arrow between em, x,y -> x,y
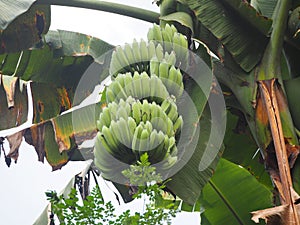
166,100 -> 178,123
150,57 -> 160,76
132,101 -> 142,124
107,71 -> 170,104
162,24 -> 173,51
150,23 -> 163,44
140,39 -> 149,71
124,43 -> 135,68
155,44 -> 164,61
166,117 -> 174,137
165,51 -> 176,66
116,106 -> 129,120
132,39 -> 142,69
173,115 -> 183,133
148,41 -> 156,60
132,123 -> 143,154
101,126 -> 119,153
109,50 -> 124,77
118,117 -> 132,149
110,120 -> 130,157
115,45 -> 131,73
127,117 -> 137,139
139,129 -> 150,153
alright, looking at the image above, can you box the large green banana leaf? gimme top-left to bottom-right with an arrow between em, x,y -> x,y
184,0 -> 272,72
166,104 -> 223,205
199,158 -> 273,225
166,54 -> 226,204
0,1 -> 50,53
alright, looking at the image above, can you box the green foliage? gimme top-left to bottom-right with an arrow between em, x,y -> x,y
122,153 -> 163,186
46,154 -> 178,225
46,187 -> 115,225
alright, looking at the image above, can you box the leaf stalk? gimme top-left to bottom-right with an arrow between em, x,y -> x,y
37,0 -> 160,24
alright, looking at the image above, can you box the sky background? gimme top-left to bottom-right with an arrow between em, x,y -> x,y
0,1 -> 199,224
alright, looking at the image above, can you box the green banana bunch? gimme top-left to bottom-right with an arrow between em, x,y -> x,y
110,39 -> 160,77
97,97 -> 182,136
95,23 -> 189,181
105,71 -> 170,104
94,97 -> 181,180
147,23 -> 189,66
150,56 -> 184,98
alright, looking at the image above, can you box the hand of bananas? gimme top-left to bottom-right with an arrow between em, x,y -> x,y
94,23 -> 188,182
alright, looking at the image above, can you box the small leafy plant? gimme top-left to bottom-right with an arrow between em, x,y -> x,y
46,153 -> 179,225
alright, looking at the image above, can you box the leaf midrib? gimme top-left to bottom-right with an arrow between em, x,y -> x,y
209,180 -> 244,225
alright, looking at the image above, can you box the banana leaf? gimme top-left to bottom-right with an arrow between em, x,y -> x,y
250,0 -> 277,18
0,2 -> 50,53
166,61 -> 226,204
222,111 -> 272,189
200,158 -> 273,225
0,30 -> 113,130
184,0 -> 271,72
5,101 -> 103,170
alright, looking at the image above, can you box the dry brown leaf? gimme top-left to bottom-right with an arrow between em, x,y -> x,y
252,187 -> 300,224
6,130 -> 23,162
251,204 -> 288,224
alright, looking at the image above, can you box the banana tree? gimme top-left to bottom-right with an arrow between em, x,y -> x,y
1,0 -> 300,224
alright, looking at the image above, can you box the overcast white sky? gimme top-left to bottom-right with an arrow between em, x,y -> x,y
0,1 -> 199,224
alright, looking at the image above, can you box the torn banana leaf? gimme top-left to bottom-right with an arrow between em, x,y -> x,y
0,3 -> 50,54
185,0 -> 271,72
0,30 -> 113,129
0,75 -> 28,130
7,102 -> 104,170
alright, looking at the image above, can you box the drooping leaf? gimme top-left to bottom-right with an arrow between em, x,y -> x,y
0,3 -> 50,53
185,0 -> 271,72
20,102 -> 103,170
0,75 -> 28,130
200,158 -> 273,225
160,11 -> 194,33
45,30 -> 113,63
166,75 -> 226,205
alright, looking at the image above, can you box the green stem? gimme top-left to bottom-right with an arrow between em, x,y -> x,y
258,0 -> 291,80
37,0 -> 160,24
